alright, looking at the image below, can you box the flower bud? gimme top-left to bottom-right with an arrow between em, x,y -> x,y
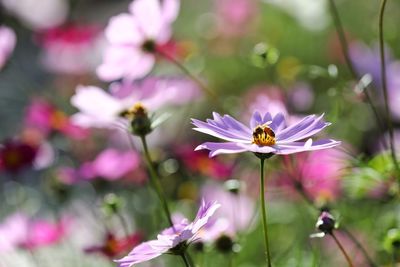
102,193 -> 122,215
215,235 -> 234,254
120,103 -> 152,136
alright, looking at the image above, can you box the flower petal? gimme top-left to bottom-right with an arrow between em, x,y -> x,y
192,116 -> 251,143
115,241 -> 167,267
273,139 -> 341,155
195,142 -> 248,157
129,0 -> 163,38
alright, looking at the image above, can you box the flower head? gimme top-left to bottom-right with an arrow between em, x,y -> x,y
115,200 -> 220,267
38,23 -> 101,75
192,111 -> 340,157
0,212 -> 68,252
70,77 -> 200,130
97,0 -> 180,81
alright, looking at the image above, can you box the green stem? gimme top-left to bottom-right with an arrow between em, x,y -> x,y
287,156 -> 377,267
180,252 -> 192,267
378,0 -> 400,176
328,0 -> 386,146
330,232 -> 355,267
139,135 -> 174,228
260,158 -> 272,267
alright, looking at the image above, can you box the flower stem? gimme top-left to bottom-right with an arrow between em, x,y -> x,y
259,158 -> 272,267
156,48 -> 219,101
330,232 -> 354,267
180,252 -> 193,267
139,135 -> 174,228
327,0 -> 386,146
378,0 -> 400,176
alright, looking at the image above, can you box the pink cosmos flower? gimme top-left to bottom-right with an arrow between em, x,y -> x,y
1,0 -> 68,30
97,0 -> 180,81
0,213 -> 68,252
277,149 -> 348,203
24,98 -> 89,139
0,25 -> 16,70
79,148 -> 141,181
38,23 -> 101,75
201,183 -> 255,240
115,200 -> 220,267
70,77 -> 200,129
243,85 -> 289,120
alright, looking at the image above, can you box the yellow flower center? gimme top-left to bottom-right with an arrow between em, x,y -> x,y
252,125 -> 276,146
119,102 -> 148,120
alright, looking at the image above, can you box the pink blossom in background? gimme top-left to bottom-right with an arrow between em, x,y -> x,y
288,82 -> 314,112
1,0 -> 68,30
349,41 -> 400,120
176,144 -> 233,181
24,98 -> 89,139
85,232 -> 143,258
0,25 -> 16,70
21,219 -> 68,250
79,148 -> 141,181
200,183 -> 255,240
242,85 -> 289,120
70,77 -> 200,129
38,23 -> 101,75
0,213 -> 68,252
278,149 -> 348,203
214,0 -> 258,37
97,0 -> 180,81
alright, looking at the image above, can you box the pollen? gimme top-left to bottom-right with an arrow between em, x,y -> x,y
252,125 -> 276,146
119,102 -> 148,119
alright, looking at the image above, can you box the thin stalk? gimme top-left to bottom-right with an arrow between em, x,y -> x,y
260,158 -> 272,267
330,232 -> 355,267
139,135 -> 174,228
156,48 -> 219,101
286,156 -> 377,267
328,0 -> 386,144
180,252 -> 193,267
378,0 -> 400,175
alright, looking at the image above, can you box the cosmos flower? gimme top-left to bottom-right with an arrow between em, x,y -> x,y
24,98 -> 89,139
38,23 -> 101,75
1,0 -> 68,30
97,0 -> 180,81
192,111 -> 340,157
200,183 -> 255,240
115,200 -> 220,267
349,41 -> 400,120
0,25 -> 16,70
70,77 -> 200,129
79,148 -> 141,181
0,212 -> 69,252
277,149 -> 348,203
